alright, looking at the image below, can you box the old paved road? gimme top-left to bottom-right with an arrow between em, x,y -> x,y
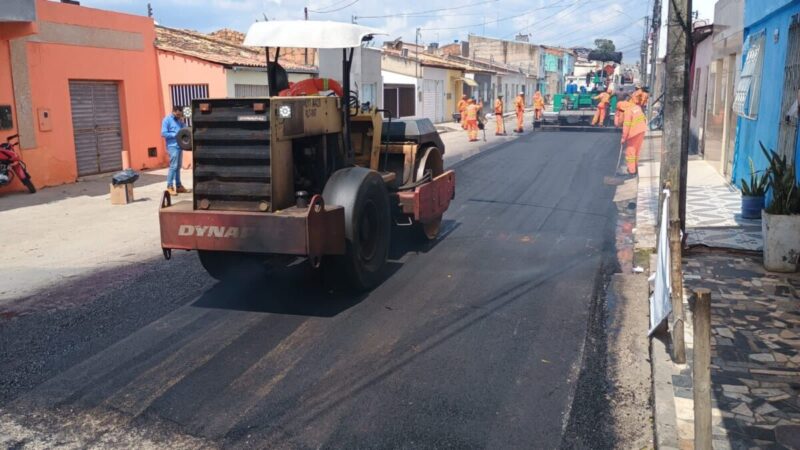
0,130 -> 622,448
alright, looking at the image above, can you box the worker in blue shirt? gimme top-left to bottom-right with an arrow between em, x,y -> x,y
161,106 -> 190,195
566,81 -> 578,95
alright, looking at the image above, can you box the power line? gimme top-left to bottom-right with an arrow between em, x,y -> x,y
355,0 -> 497,19
501,0 -> 589,38
560,16 -> 646,47
422,0 -> 579,32
307,0 -> 359,14
306,0 -> 352,12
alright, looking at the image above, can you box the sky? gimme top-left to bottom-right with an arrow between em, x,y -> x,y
78,0 -> 717,62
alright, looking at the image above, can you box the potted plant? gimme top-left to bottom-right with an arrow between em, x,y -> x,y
761,142 -> 800,272
740,157 -> 768,219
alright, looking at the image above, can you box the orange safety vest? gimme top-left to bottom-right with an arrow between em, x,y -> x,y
465,104 -> 479,121
533,93 -> 544,110
622,103 -> 647,140
457,100 -> 467,113
515,96 -> 524,113
594,92 -> 610,106
614,100 -> 634,127
494,99 -> 503,114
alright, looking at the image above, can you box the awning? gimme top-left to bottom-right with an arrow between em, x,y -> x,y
460,77 -> 478,87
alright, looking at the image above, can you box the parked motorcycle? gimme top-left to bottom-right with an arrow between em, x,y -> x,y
0,134 -> 36,193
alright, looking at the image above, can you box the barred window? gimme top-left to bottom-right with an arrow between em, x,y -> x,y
732,32 -> 765,119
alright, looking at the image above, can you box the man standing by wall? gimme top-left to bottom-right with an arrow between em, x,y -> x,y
514,92 -> 525,133
494,95 -> 506,135
161,106 -> 190,195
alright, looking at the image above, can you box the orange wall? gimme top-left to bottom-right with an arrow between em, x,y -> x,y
157,50 -> 228,114
157,50 -> 228,167
0,41 -> 17,141
0,0 -> 166,193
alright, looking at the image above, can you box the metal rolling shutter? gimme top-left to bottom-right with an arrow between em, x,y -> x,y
170,84 -> 209,126
423,79 -> 436,121
435,80 -> 444,122
69,81 -> 123,176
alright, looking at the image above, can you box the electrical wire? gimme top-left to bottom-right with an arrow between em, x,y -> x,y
306,0 -> 352,12
422,0 -> 579,32
307,0 -> 359,14
355,0 -> 498,19
501,0 -> 590,38
560,16 -> 646,47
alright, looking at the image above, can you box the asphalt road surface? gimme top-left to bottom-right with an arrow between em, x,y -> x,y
0,130 -> 622,449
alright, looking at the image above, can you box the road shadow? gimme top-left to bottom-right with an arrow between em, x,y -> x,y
0,172 -> 168,212
192,220 -> 460,318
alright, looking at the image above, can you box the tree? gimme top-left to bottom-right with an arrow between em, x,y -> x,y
593,39 -> 616,53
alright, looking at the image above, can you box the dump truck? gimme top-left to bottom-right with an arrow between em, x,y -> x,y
159,21 -> 456,290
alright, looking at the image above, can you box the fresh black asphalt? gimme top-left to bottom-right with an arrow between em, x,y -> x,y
0,130 -> 622,448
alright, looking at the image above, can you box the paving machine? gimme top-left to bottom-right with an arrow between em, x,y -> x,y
159,21 -> 456,290
539,50 -> 623,131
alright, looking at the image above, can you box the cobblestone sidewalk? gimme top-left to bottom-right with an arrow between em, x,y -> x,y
672,252 -> 800,449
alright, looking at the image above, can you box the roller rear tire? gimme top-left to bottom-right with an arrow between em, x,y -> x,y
198,250 -> 266,281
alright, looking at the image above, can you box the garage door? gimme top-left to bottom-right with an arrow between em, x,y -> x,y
69,81 -> 123,176
423,79 -> 443,123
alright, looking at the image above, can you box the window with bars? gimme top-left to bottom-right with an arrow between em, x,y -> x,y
732,32 -> 765,119
170,84 -> 209,126
234,84 -> 269,98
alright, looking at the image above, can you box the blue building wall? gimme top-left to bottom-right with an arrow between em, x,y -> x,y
732,0 -> 800,186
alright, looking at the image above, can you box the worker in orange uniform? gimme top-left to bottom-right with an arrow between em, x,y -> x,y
494,94 -> 505,135
457,95 -> 468,130
634,85 -> 650,113
614,96 -> 634,128
592,88 -> 612,127
533,91 -> 545,121
465,98 -> 480,142
631,84 -> 649,107
620,94 -> 647,176
514,92 -> 525,133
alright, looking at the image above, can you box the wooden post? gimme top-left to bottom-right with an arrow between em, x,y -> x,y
669,220 -> 686,363
692,288 -> 712,450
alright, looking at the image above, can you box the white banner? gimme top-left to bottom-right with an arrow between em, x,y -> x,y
649,189 -> 673,336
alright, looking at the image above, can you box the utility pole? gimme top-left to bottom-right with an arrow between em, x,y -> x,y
304,7 -> 309,66
648,0 -> 661,100
641,15 -> 650,84
415,28 -> 421,79
660,0 -> 692,364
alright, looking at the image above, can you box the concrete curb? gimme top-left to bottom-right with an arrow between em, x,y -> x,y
635,169 -> 680,450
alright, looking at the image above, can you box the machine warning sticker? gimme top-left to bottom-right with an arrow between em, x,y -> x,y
237,115 -> 267,122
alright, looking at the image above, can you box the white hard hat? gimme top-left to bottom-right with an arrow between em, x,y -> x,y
519,91 -> 524,95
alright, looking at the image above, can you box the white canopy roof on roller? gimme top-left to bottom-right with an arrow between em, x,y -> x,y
244,21 -> 385,49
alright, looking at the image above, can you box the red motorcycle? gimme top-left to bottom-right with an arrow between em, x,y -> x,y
0,134 -> 36,193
